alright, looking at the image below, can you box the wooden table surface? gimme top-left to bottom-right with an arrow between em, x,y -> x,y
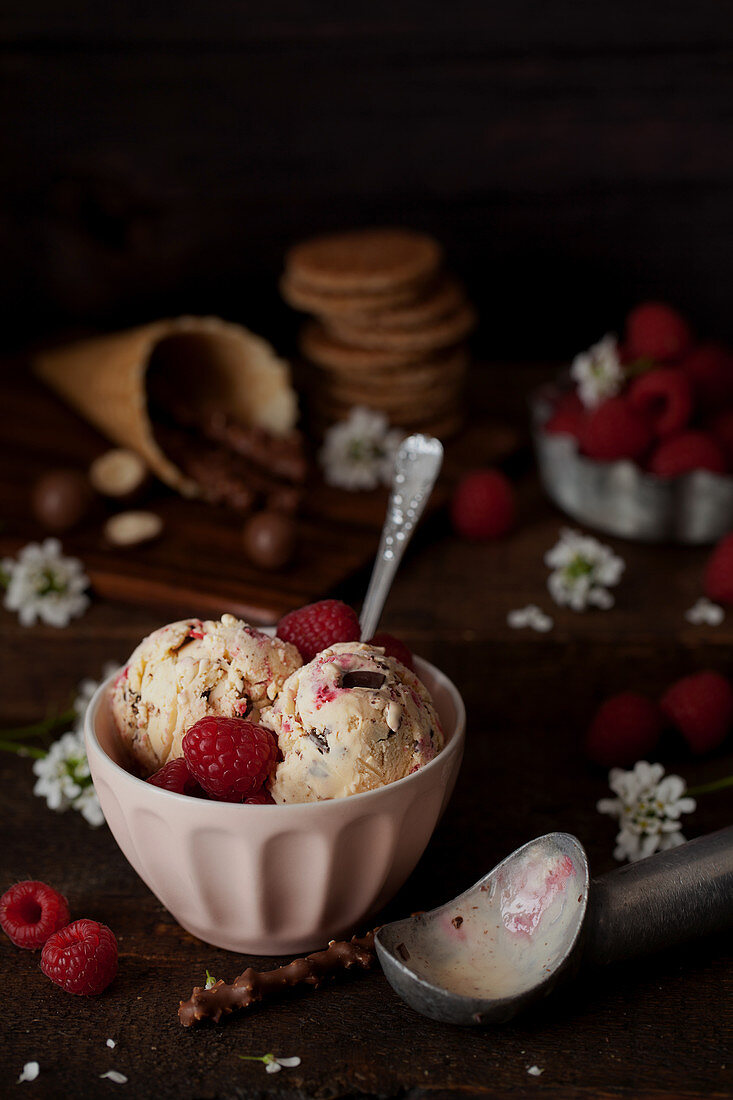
1,365 -> 732,1099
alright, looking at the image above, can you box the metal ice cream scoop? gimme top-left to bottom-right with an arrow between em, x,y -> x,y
359,433 -> 443,641
376,827 -> 733,1025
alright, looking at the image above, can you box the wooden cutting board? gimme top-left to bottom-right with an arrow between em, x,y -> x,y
0,368 -> 522,623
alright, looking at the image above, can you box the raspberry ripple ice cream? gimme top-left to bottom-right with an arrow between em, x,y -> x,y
110,614 -> 301,775
261,642 -> 444,803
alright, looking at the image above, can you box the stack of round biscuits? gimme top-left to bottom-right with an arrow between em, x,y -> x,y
281,227 -> 476,438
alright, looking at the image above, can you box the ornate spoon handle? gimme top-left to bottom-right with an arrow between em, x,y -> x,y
359,434 -> 444,641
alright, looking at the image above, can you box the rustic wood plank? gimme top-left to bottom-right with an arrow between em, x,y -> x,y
0,363 -> 731,1098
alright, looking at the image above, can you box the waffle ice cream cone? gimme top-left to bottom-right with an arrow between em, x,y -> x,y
34,316 -> 298,496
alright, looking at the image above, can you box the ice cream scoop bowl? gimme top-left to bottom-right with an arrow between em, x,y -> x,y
376,826 -> 733,1025
85,656 -> 465,956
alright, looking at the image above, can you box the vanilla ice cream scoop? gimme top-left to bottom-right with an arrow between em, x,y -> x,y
261,641 -> 444,803
110,614 -> 302,774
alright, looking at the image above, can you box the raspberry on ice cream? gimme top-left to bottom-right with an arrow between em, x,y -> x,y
146,757 -> 201,796
276,599 -> 360,663
261,642 -> 444,803
110,614 -> 301,775
182,716 -> 278,802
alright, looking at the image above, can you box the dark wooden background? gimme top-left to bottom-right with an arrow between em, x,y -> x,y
2,1 -> 733,362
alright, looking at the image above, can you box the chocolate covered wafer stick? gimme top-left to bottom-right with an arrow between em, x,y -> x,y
201,411 -> 308,484
178,931 -> 376,1027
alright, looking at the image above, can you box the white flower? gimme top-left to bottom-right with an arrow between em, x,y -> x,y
239,1053 -> 301,1074
685,597 -> 724,627
545,528 -> 624,611
106,1040 -> 116,1049
527,1065 -> 544,1077
18,1062 -> 40,1083
204,970 -> 217,990
319,407 -> 403,491
570,334 -> 624,408
597,761 -> 696,862
507,605 -> 554,633
32,728 -> 104,827
264,1055 -> 301,1075
99,1071 -> 128,1084
2,539 -> 90,627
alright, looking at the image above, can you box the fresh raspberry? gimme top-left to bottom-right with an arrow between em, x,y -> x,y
369,631 -> 414,671
585,693 -> 664,768
182,717 -> 278,801
245,789 -> 275,805
625,302 -> 692,362
41,918 -> 118,995
628,368 -> 692,438
0,880 -> 70,950
648,431 -> 727,478
579,396 -> 653,462
146,757 -> 202,796
704,532 -> 733,606
709,409 -> 733,465
276,599 -> 360,663
660,670 -> 733,754
680,343 -> 733,409
544,391 -> 586,438
450,469 -> 516,540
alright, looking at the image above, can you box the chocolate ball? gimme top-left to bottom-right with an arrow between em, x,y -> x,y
31,470 -> 93,532
242,510 -> 296,570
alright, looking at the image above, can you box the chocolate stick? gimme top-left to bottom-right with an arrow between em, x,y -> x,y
178,931 -> 377,1027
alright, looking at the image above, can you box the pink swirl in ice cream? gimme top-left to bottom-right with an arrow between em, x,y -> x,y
110,614 -> 301,774
260,641 -> 444,803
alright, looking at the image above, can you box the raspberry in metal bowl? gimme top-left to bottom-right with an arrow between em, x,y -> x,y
84,629 -> 465,955
532,304 -> 733,544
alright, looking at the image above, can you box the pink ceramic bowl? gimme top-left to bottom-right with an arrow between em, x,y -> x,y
85,656 -> 465,955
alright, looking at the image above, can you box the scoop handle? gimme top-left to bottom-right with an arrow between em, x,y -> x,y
584,826 -> 733,967
359,434 -> 443,641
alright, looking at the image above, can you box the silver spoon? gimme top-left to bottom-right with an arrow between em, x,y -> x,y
359,433 -> 443,641
376,826 -> 733,1025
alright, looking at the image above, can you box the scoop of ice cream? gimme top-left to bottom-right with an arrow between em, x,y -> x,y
110,613 -> 301,774
261,641 -> 444,803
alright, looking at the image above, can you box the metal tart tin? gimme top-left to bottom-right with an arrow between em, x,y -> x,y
531,381 -> 733,544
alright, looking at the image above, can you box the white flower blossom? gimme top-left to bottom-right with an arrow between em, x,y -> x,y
18,1062 -> 40,1083
264,1055 -> 301,1075
2,539 -> 89,627
507,605 -> 554,633
570,333 -> 624,408
597,761 -> 696,862
32,728 -> 104,827
99,1070 -> 128,1084
545,528 -> 624,611
319,407 -> 403,491
685,597 -> 724,627
239,1053 -> 301,1074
